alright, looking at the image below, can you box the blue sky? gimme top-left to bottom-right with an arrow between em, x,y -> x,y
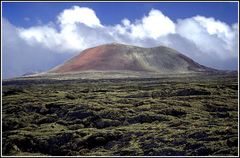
2,2 -> 239,79
3,2 -> 238,27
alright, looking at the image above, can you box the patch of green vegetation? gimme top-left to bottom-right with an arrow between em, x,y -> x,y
2,74 -> 238,156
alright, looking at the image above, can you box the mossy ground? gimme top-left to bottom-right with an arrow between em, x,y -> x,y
2,74 -> 238,156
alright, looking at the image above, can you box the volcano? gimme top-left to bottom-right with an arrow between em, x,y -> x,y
49,43 -> 215,75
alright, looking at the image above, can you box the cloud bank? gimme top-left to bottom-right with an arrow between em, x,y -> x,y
2,19 -> 73,79
3,6 -> 238,78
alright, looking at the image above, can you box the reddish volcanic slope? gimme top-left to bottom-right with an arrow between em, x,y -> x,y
50,44 -> 145,73
49,43 -> 214,74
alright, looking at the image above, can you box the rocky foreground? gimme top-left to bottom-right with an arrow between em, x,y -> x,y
2,73 -> 238,156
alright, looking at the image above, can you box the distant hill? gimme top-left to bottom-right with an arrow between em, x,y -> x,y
22,71 -> 40,77
48,43 -> 216,75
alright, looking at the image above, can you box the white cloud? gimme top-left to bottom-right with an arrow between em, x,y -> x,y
2,6 -> 238,78
115,9 -> 176,39
2,19 -> 72,79
194,16 -> 238,56
19,26 -> 61,48
139,9 -> 176,39
122,18 -> 130,26
195,16 -> 230,36
18,6 -> 105,53
176,16 -> 238,60
58,6 -> 102,28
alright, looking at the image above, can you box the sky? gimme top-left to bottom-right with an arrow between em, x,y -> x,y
2,2 -> 239,79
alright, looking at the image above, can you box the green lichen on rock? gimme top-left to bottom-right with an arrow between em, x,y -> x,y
2,74 -> 238,156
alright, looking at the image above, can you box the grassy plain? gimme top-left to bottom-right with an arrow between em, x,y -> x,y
2,73 -> 238,156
